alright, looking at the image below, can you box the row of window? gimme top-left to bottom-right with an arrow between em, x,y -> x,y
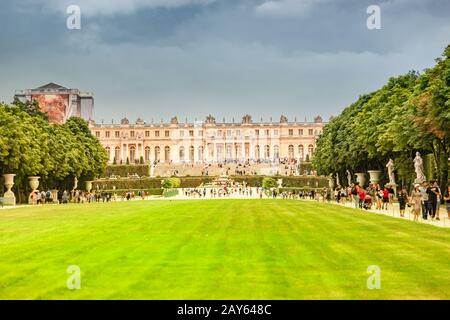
105,144 -> 314,162
288,129 -> 317,136
95,128 -> 320,139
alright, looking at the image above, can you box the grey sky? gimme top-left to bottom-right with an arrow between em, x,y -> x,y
0,0 -> 449,123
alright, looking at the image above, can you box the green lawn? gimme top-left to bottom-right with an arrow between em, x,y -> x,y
0,199 -> 449,299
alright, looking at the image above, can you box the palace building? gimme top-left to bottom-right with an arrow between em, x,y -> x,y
90,115 -> 325,164
13,84 -> 325,165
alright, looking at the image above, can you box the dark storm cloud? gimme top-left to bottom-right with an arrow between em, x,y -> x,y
0,0 -> 449,123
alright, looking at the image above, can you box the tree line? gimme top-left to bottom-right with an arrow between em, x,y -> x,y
313,44 -> 450,191
0,98 -> 108,202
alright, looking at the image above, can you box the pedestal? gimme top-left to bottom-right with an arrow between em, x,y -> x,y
3,174 -> 16,206
85,181 -> 93,193
28,176 -> 40,204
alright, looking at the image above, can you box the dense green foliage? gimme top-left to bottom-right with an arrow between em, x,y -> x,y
0,101 -> 108,202
262,177 -> 277,189
313,45 -> 450,190
1,200 -> 449,299
162,177 -> 181,189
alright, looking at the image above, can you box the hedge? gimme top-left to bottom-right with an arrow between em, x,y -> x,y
100,188 -> 164,196
163,189 -> 179,198
103,165 -> 150,178
93,175 -> 328,190
230,175 -> 328,188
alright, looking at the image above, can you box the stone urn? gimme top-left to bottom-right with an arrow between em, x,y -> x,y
85,181 -> 93,193
28,176 -> 41,204
51,189 -> 59,204
367,170 -> 382,185
355,172 -> 366,187
2,173 -> 16,206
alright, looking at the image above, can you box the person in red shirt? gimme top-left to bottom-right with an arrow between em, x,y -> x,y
382,187 -> 390,210
358,188 -> 366,209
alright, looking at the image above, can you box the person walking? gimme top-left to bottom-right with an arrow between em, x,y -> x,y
358,187 -> 366,209
397,187 -> 408,217
443,184 -> 450,219
427,181 -> 441,220
62,190 -> 69,204
410,184 -> 422,222
382,186 -> 390,210
351,183 -> 359,208
419,182 -> 429,220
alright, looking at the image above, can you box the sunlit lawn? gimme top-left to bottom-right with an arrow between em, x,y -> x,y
0,199 -> 449,299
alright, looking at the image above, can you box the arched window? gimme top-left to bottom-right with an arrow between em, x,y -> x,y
198,146 -> 204,161
179,146 -> 185,161
105,147 -> 111,162
144,146 -> 150,162
189,146 -> 195,162
164,146 -> 170,163
208,143 -> 214,158
288,145 -> 294,159
114,147 -> 120,162
235,144 -> 242,159
298,145 -> 304,160
308,144 -> 314,157
264,145 -> 270,159
129,145 -> 136,163
255,145 -> 260,160
155,146 -> 161,162
273,145 -> 279,159
226,144 -> 232,159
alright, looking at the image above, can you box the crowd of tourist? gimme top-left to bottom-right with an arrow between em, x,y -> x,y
330,181 -> 450,221
25,178 -> 450,224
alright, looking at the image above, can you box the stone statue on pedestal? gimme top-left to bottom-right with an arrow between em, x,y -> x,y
386,158 -> 396,185
413,152 -> 426,184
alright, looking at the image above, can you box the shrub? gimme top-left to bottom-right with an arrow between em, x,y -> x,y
262,177 -> 277,189
162,177 -> 181,189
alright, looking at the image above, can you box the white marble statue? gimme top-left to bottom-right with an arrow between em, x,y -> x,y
413,152 -> 426,183
346,170 -> 352,186
73,176 -> 78,190
277,178 -> 283,188
150,163 -> 155,177
336,173 -> 341,187
386,158 -> 396,185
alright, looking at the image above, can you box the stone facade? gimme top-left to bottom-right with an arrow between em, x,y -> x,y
90,114 -> 325,164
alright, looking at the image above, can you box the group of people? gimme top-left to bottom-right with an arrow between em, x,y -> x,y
183,186 -> 258,198
331,181 -> 450,222
29,190 -> 54,205
409,181 -> 450,221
